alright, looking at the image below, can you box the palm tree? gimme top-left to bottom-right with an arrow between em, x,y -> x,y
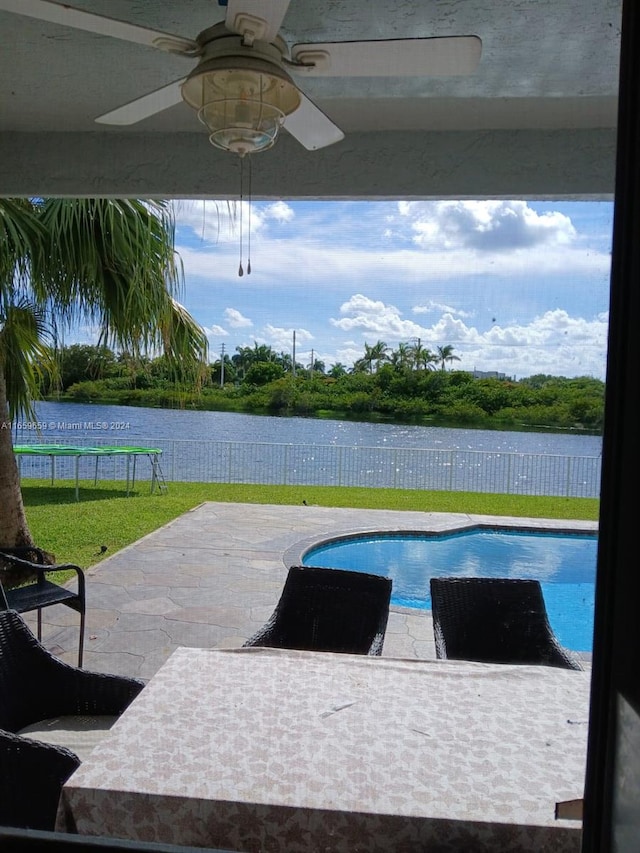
390,342 -> 412,370
328,362 -> 348,378
363,340 -> 389,373
409,338 -> 437,370
0,198 -> 207,552
232,342 -> 278,379
437,344 -> 461,371
277,351 -> 293,372
251,342 -> 278,363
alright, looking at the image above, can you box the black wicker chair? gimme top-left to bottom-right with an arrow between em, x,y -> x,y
244,565 -> 392,655
0,547 -> 86,667
430,577 -> 583,670
0,609 -> 145,830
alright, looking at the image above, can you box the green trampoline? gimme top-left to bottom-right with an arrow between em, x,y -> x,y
14,444 -> 165,501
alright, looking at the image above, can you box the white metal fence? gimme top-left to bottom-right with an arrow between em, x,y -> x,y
15,436 -> 602,498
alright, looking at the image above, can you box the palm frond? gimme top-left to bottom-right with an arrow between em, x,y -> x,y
0,299 -> 56,421
36,200 -> 181,328
160,298 -> 209,387
0,200 -> 44,310
1,197 -> 206,413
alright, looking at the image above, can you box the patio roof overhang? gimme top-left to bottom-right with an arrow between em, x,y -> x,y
0,0 -> 621,200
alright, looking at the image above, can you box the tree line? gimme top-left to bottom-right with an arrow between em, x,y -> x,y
45,342 -> 605,433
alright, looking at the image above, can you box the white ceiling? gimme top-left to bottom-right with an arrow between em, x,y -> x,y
0,0 -> 623,199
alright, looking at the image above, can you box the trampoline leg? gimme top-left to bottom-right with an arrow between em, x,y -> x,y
150,455 -> 157,494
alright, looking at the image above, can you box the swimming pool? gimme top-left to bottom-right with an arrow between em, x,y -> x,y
302,528 -> 598,652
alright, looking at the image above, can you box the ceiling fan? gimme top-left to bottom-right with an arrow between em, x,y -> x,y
0,0 -> 482,156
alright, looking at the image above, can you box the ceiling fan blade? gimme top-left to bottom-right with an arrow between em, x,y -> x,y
283,93 -> 344,151
0,0 -> 199,55
291,36 -> 482,77
224,0 -> 291,44
94,80 -> 185,126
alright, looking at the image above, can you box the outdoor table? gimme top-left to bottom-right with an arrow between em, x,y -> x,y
55,647 -> 590,852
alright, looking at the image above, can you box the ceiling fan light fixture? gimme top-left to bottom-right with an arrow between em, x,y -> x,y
181,54 -> 301,156
204,100 -> 282,156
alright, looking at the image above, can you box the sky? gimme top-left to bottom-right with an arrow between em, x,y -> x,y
172,198 -> 613,381
81,197 -> 614,381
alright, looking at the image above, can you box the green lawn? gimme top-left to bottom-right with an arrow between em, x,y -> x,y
22,478 -> 599,572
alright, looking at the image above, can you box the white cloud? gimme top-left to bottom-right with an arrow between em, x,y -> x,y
331,294 -> 429,340
176,235 -> 609,290
327,295 -> 608,379
335,343 -> 367,367
174,199 -> 294,249
264,201 -> 295,223
260,324 -> 313,352
397,200 -> 577,252
224,308 -> 253,328
125,200 -> 614,380
173,200 -> 243,244
413,300 -> 474,319
411,309 -> 609,379
207,325 -> 227,336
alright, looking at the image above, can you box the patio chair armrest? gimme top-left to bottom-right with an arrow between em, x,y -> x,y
4,613 -> 144,722
0,729 -> 80,830
66,669 -> 146,715
28,658 -> 145,718
0,546 -> 50,565
0,552 -> 86,601
0,551 -> 84,578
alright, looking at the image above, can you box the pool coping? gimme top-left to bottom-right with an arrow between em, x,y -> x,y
284,515 -> 599,571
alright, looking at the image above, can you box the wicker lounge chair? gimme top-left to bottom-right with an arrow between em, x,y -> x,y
0,610 -> 145,830
430,576 -> 583,670
244,565 -> 392,655
0,546 -> 86,667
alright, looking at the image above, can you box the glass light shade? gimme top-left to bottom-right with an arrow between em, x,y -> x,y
182,56 -> 301,157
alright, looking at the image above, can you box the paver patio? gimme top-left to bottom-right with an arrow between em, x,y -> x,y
27,502 -> 596,680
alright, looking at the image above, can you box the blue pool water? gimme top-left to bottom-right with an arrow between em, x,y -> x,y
303,528 -> 598,652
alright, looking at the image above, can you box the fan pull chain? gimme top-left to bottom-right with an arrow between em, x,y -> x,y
238,156 -> 244,277
247,156 -> 252,275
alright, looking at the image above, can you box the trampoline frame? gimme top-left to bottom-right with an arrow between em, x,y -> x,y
14,444 -> 164,501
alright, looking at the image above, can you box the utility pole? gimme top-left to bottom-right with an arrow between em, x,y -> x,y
220,343 -> 225,387
310,349 -> 314,372
292,330 -> 296,377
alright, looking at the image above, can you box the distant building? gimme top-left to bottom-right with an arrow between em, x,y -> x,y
470,369 -> 510,380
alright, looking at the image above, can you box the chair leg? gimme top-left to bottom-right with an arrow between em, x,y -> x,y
78,609 -> 86,668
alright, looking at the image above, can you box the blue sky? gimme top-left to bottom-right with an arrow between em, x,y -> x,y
166,198 -> 613,380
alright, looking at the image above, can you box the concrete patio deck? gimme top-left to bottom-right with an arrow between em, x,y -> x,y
28,502 -> 597,680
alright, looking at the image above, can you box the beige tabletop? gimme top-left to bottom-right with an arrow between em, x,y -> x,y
56,647 -> 590,852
